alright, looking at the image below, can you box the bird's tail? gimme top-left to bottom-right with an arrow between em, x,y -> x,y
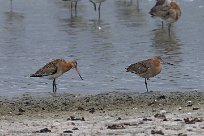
125,66 -> 132,73
125,64 -> 139,74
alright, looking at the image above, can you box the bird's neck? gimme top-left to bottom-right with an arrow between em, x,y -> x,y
62,62 -> 73,73
153,60 -> 161,67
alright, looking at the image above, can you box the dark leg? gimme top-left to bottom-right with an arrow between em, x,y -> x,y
168,23 -> 171,37
53,79 -> 55,93
145,78 -> 149,92
98,2 -> 101,21
71,2 -> 73,16
75,1 -> 77,16
90,0 -> 96,11
54,80 -> 57,92
162,21 -> 164,28
75,1 -> 77,9
136,0 -> 139,11
53,79 -> 57,93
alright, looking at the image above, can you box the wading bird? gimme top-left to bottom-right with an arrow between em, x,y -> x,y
149,0 -> 181,35
126,56 -> 163,92
89,0 -> 106,21
30,59 -> 83,93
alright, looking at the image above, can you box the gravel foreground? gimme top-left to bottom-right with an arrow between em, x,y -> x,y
0,91 -> 204,135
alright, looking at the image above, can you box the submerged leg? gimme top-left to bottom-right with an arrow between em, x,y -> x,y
162,21 -> 164,28
145,78 -> 149,92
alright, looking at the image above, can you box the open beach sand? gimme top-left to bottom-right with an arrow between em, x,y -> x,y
0,91 -> 204,135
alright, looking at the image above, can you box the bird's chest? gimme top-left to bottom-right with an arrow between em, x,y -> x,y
147,67 -> 161,78
48,71 -> 63,79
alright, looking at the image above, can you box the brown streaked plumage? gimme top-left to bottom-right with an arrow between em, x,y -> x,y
149,0 -> 181,35
30,59 -> 83,93
126,56 -> 162,92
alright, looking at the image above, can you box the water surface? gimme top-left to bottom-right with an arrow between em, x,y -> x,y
0,0 -> 204,96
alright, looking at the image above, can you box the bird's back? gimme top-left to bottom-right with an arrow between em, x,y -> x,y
31,59 -> 66,78
126,58 -> 162,79
150,0 -> 181,22
126,59 -> 151,75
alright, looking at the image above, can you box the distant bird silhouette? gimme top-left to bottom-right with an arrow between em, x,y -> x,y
30,59 -> 83,93
149,0 -> 181,35
89,0 -> 106,21
126,56 -> 162,92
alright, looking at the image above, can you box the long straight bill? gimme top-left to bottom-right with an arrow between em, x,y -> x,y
75,68 -> 83,80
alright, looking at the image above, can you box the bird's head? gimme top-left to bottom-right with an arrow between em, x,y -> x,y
154,56 -> 163,61
70,60 -> 78,69
154,56 -> 173,65
69,60 -> 83,80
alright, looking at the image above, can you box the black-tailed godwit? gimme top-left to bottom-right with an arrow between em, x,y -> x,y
149,0 -> 181,35
30,59 -> 83,93
126,56 -> 163,92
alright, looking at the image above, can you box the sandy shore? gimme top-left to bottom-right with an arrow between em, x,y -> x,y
0,91 -> 204,135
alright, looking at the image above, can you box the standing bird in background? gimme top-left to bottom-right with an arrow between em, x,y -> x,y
30,59 -> 83,93
149,0 -> 181,35
126,56 -> 163,92
62,0 -> 80,16
89,0 -> 106,21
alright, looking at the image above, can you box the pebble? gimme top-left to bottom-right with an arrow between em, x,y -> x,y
36,128 -> 51,133
192,107 -> 199,110
63,130 -> 73,133
184,117 -> 203,124
160,109 -> 167,115
151,129 -> 164,135
107,124 -> 125,129
72,127 -> 79,130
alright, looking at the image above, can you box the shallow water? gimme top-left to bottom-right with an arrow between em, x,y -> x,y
0,0 -> 204,96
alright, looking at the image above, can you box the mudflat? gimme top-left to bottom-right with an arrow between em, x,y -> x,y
0,91 -> 204,135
